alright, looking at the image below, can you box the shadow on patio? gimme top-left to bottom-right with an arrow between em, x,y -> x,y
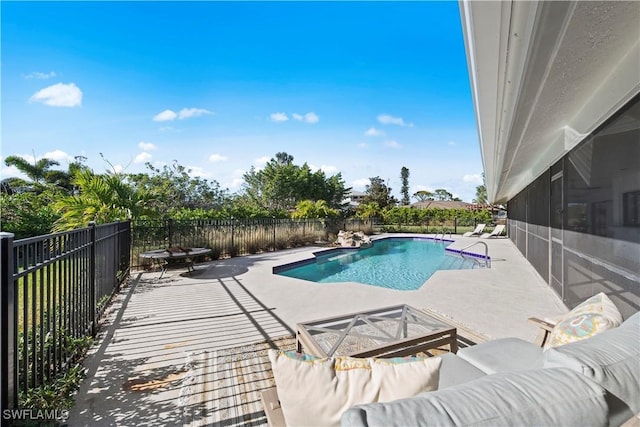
68,257 -> 294,427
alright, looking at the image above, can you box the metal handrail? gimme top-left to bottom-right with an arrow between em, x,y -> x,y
458,241 -> 490,268
434,230 -> 452,241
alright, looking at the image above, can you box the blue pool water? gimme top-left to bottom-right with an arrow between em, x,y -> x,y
276,238 -> 478,290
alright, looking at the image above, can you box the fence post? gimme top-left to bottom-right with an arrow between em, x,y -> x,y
119,221 -> 131,286
454,217 -> 458,234
166,218 -> 173,248
1,232 -> 17,410
272,217 -> 276,250
230,217 -> 235,256
324,217 -> 329,241
88,222 -> 97,337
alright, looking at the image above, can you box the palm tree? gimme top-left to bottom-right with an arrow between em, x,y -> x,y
356,202 -> 382,220
53,169 -> 157,230
291,200 -> 339,219
2,154 -> 83,194
4,155 -> 60,187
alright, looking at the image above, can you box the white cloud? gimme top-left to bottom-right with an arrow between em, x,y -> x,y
23,71 -> 56,80
154,107 -> 213,122
209,153 -> 229,163
365,127 -> 385,137
44,150 -> 74,162
134,152 -> 152,164
186,165 -> 212,178
138,141 -> 157,151
229,177 -> 244,189
321,165 -> 338,174
463,174 -> 484,184
352,178 -> 370,189
385,140 -> 402,149
269,112 -> 289,122
159,126 -> 174,132
29,83 -> 82,107
357,142 -> 368,148
2,165 -> 26,180
112,164 -> 125,174
254,156 -> 270,166
227,169 -> 246,189
304,112 -> 319,123
377,114 -> 413,127
152,160 -> 168,168
292,112 -> 319,123
178,107 -> 213,119
448,141 -> 457,146
153,109 -> 177,122
310,164 -> 339,174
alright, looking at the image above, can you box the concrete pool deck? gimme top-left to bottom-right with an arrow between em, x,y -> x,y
68,233 -> 567,426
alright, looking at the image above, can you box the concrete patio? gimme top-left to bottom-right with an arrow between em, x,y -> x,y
68,234 -> 567,426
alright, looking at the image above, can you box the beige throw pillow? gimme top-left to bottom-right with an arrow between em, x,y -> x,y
268,350 -> 442,426
544,292 -> 622,349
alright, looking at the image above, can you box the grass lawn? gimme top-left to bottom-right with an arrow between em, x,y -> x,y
15,261 -> 88,332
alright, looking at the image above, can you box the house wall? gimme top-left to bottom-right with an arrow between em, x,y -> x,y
507,94 -> 640,319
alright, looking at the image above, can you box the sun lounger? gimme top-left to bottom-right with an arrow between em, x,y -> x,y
480,224 -> 505,238
463,224 -> 486,237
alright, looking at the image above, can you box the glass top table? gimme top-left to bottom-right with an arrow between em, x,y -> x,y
296,304 -> 458,358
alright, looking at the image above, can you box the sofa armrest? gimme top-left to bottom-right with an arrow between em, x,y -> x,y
437,353 -> 486,389
541,312 -> 640,427
457,337 -> 543,374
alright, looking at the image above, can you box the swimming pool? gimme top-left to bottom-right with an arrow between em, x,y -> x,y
275,237 -> 485,290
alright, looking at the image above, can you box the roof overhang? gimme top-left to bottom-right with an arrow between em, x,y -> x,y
459,1 -> 640,203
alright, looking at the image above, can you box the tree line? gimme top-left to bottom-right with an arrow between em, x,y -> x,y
1,151 -> 489,239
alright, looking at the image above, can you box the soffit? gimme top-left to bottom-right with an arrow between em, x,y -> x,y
461,1 -> 640,203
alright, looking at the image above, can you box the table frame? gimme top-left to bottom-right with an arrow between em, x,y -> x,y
296,304 -> 458,358
139,247 -> 212,278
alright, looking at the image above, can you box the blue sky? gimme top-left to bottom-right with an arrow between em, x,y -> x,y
1,1 -> 483,202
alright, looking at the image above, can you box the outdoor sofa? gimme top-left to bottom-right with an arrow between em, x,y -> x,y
342,310 -> 640,427
265,296 -> 639,426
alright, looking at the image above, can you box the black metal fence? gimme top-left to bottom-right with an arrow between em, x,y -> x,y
0,221 -> 131,410
378,218 -> 483,234
131,217 -> 380,268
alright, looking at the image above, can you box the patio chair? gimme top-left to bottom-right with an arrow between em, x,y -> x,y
527,317 -> 557,347
480,224 -> 505,238
463,224 -> 486,237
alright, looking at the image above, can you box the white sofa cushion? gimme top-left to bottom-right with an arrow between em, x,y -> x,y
341,367 -> 608,427
269,350 -> 441,426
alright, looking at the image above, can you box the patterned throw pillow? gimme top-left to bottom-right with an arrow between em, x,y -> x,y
268,350 -> 442,426
544,292 -> 622,349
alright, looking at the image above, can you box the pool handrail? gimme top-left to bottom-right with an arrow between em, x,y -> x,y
458,241 -> 490,268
